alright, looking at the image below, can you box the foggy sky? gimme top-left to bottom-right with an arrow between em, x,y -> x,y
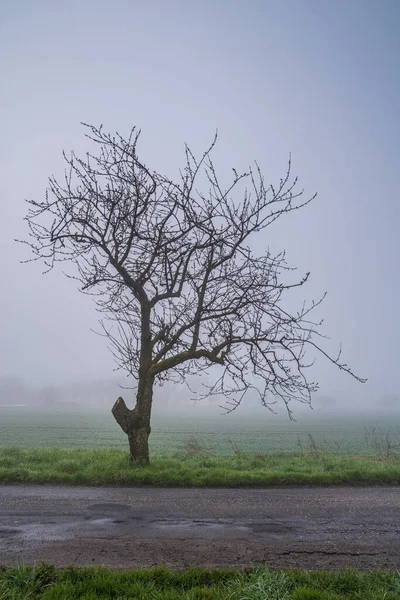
1,0 -> 399,412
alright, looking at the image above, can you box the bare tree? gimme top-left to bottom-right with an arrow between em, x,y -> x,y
20,124 -> 365,464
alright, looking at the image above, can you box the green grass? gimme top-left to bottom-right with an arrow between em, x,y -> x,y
0,564 -> 400,599
1,447 -> 400,486
1,409 -> 399,457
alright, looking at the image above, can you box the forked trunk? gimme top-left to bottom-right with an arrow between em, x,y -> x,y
112,376 -> 153,465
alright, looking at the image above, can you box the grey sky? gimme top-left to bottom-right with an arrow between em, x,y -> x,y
1,0 -> 399,411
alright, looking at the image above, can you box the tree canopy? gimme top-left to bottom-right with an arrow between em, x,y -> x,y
21,124 -> 365,461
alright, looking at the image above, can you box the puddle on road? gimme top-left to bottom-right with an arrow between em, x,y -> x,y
0,528 -> 19,535
153,518 -> 249,531
0,504 -> 298,547
150,517 -> 295,535
86,504 -> 131,514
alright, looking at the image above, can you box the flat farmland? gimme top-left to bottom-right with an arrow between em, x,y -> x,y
0,408 -> 398,456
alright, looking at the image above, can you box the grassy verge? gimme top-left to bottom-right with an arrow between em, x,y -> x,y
1,564 -> 400,599
1,447 -> 400,486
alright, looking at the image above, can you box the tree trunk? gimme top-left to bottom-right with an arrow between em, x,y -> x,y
112,376 -> 153,465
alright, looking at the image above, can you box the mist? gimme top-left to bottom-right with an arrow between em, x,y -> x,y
1,0 -> 399,421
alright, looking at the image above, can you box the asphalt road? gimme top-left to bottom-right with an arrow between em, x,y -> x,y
0,485 -> 399,570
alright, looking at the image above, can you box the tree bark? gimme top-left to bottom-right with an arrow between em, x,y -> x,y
112,301 -> 154,464
112,375 -> 153,465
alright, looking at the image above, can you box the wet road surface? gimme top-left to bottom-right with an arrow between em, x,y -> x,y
0,485 -> 399,569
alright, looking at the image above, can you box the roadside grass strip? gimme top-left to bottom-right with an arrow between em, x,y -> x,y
1,564 -> 400,599
1,447 -> 400,486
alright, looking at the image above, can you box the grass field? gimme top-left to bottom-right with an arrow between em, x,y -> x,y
1,409 -> 400,486
1,564 -> 400,599
1,408 -> 399,455
1,447 -> 400,486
